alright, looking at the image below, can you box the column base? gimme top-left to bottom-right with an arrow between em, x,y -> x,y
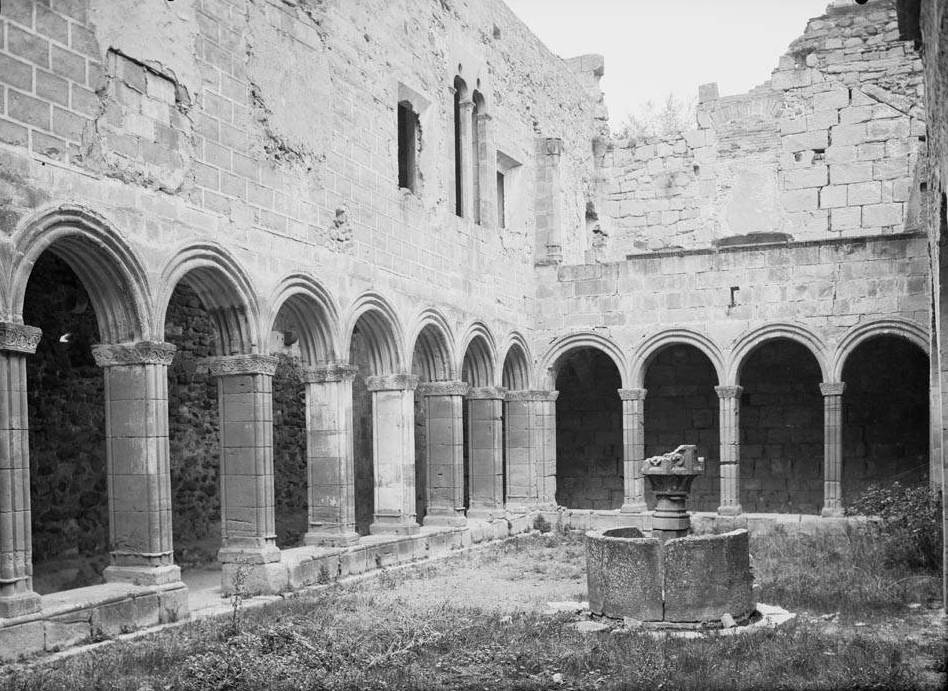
370,517 -> 420,535
717,504 -> 743,516
620,501 -> 649,514
821,506 -> 845,518
104,564 -> 182,587
0,590 -> 42,619
466,506 -> 503,522
221,561 -> 288,596
218,542 -> 282,565
423,510 -> 467,527
304,529 -> 360,547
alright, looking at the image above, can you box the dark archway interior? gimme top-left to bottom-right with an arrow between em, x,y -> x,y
842,336 -> 929,502
643,345 -> 719,512
25,252 -> 107,593
739,339 -> 823,513
165,281 -> 220,567
555,348 -> 622,509
350,326 -> 374,535
271,352 -> 307,548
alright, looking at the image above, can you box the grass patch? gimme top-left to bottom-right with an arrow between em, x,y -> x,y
4,590 -> 933,691
4,528 -> 945,690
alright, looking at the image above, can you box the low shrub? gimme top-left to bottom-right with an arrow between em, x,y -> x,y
846,482 -> 943,572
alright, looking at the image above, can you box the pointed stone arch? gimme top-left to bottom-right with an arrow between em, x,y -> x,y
342,292 -> 404,375
407,308 -> 456,382
728,322 -> 830,385
10,204 -> 151,343
537,331 -> 629,389
832,318 -> 928,382
458,321 -> 496,387
500,331 -> 532,390
630,328 -> 725,388
156,243 -> 260,355
266,273 -> 341,366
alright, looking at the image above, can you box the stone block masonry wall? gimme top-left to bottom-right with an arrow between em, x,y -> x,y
597,0 -> 926,259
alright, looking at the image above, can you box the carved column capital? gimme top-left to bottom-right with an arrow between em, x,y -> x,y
301,363 -> 359,383
618,388 -> 647,401
505,390 -> 559,402
366,373 -> 418,392
92,341 -> 177,367
467,386 -> 507,400
417,380 -> 470,397
0,322 -> 42,355
715,385 -> 744,399
819,382 -> 846,397
204,354 -> 279,377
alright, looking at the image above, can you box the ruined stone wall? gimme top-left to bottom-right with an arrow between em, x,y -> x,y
596,0 -> 926,259
536,235 -> 929,372
0,0 -> 603,354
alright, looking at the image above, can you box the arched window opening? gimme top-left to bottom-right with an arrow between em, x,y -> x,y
453,76 -> 468,218
471,90 -> 485,225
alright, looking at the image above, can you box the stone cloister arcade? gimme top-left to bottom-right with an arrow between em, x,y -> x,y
0,206 -> 931,622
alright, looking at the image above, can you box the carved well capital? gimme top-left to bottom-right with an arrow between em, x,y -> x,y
366,373 -> 418,392
819,382 -> 846,397
715,385 -> 743,399
467,386 -> 507,400
505,390 -> 559,402
0,322 -> 42,355
417,380 -> 470,397
302,363 -> 359,383
618,388 -> 647,401
92,341 -> 177,367
204,354 -> 279,377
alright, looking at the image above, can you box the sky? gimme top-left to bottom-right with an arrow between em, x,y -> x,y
503,0 -> 832,127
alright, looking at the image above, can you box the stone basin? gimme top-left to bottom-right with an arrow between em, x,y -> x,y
586,527 -> 754,624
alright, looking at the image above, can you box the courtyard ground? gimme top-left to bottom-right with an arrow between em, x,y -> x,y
2,529 -> 945,690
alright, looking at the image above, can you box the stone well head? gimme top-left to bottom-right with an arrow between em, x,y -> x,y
642,444 -> 704,541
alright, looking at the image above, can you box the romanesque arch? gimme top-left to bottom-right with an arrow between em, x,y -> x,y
727,322 -> 830,385
408,308 -> 456,383
544,338 -> 625,511
499,332 -> 532,391
266,274 -> 341,366
633,330 -> 724,512
458,321 -> 497,387
537,332 -> 628,389
733,330 -> 826,514
831,318 -> 928,383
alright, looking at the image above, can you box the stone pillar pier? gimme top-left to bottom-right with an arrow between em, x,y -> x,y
715,385 -> 743,516
820,382 -> 846,517
0,323 -> 42,618
466,387 -> 506,520
92,342 -> 181,586
302,363 -> 359,546
419,381 -> 468,526
366,374 -> 420,535
533,391 -> 559,506
206,355 -> 281,576
618,388 -> 648,513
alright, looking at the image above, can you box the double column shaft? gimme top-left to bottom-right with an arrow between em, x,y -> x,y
466,387 -> 506,520
419,381 -> 468,526
619,388 -> 647,513
716,385 -> 743,515
820,382 -> 846,517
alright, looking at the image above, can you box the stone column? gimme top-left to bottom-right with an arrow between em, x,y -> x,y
820,382 -> 846,517
366,373 -> 420,535
92,341 -> 181,586
457,100 -> 476,219
466,387 -> 506,520
715,385 -> 743,516
205,355 -> 281,567
0,323 -> 42,618
475,111 -> 495,229
419,381 -> 468,526
618,388 -> 648,513
302,363 -> 359,546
